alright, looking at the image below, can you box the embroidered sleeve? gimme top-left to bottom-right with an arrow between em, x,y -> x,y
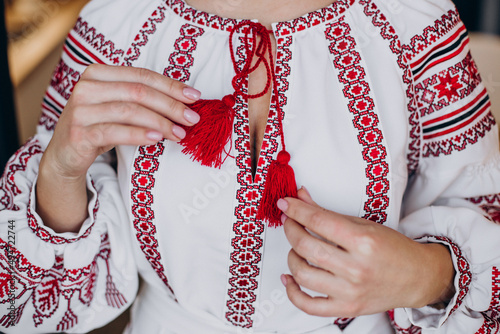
390,2 -> 500,333
0,4 -> 142,331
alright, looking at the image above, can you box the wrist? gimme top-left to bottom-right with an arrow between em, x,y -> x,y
412,243 -> 456,308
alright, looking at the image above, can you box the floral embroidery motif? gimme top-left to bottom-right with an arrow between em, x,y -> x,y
415,53 -> 482,116
0,234 -> 125,330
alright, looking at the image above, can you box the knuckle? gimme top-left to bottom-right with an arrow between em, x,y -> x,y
295,236 -> 311,255
137,67 -> 154,84
353,232 -> 378,256
130,83 -> 148,102
111,102 -> 134,119
81,64 -> 99,79
313,245 -> 333,267
293,267 -> 309,286
309,211 -> 326,228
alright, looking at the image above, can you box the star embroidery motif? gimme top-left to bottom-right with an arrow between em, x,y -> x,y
435,72 -> 463,100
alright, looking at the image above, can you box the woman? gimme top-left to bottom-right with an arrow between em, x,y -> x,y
1,0 -> 499,332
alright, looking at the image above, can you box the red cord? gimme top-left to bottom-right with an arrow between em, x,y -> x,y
228,21 -> 287,151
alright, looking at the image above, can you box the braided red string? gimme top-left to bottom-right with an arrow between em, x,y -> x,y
228,21 -> 286,151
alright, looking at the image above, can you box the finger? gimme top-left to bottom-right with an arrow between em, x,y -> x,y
80,123 -> 175,151
278,198 -> 358,249
283,275 -> 334,317
75,102 -> 184,141
284,217 -> 348,275
81,64 -> 201,103
288,249 -> 338,295
72,80 -> 198,126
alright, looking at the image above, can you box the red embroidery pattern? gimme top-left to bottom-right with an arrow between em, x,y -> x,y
0,234 -> 125,329
131,143 -> 173,293
468,195 -> 500,224
164,24 -> 205,81
27,181 -> 98,245
402,10 -> 461,65
40,92 -> 65,132
167,0 -> 355,35
387,310 -> 422,334
73,18 -> 125,65
224,33 -> 290,329
0,140 -> 43,211
274,0 -> 355,36
422,112 -> 495,157
122,5 -> 167,66
476,267 -> 500,334
50,59 -> 81,101
325,17 -> 390,224
359,0 -> 420,174
432,236 -> 472,316
127,7 -> 197,295
415,53 -> 482,116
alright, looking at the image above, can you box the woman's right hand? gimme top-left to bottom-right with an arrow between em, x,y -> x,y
41,64 -> 202,179
36,64 -> 201,233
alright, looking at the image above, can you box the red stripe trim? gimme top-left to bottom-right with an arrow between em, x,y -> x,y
413,36 -> 469,82
63,44 -> 90,66
411,24 -> 466,69
422,89 -> 488,127
67,33 -> 105,64
45,92 -> 65,110
41,103 -> 60,118
424,101 -> 491,139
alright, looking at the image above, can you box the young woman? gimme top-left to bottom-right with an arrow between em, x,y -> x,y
1,0 -> 499,333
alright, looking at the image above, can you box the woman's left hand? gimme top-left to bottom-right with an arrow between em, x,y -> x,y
278,187 -> 455,318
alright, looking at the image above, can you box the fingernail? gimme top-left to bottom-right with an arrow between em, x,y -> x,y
281,274 -> 288,287
184,108 -> 200,124
172,125 -> 186,140
302,186 -> 311,197
281,213 -> 287,225
146,131 -> 163,142
183,87 -> 201,101
277,198 -> 288,211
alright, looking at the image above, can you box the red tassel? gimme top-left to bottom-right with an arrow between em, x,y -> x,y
180,94 -> 236,168
257,150 -> 298,227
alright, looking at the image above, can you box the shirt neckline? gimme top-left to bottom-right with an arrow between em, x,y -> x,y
164,0 -> 356,36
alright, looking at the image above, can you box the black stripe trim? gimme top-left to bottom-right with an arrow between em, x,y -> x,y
412,31 -> 468,76
43,98 -> 63,115
65,40 -> 92,64
423,96 -> 489,134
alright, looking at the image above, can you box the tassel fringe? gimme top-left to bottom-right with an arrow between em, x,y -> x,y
180,95 -> 236,168
257,151 -> 297,227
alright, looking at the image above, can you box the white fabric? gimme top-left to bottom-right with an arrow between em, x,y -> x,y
1,0 -> 500,333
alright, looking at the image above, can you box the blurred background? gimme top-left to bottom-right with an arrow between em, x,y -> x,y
0,0 -> 499,333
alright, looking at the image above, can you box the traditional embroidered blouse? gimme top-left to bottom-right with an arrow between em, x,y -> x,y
1,0 -> 500,333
